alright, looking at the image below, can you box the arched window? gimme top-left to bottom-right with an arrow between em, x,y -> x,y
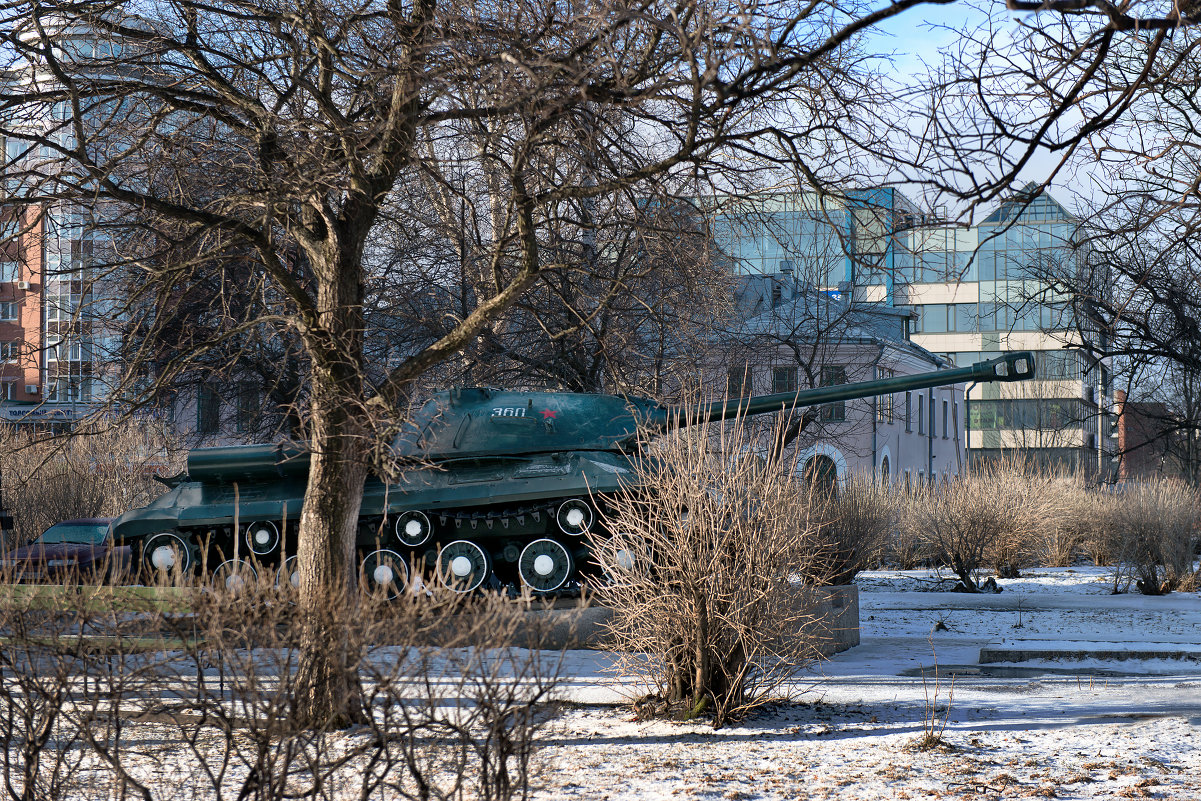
803,454 -> 838,496
880,455 -> 890,485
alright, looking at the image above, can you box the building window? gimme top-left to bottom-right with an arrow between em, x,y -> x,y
0,341 -> 17,363
905,392 -> 912,432
917,394 -> 924,434
0,302 -> 17,321
772,365 -> 798,394
942,399 -> 949,439
951,303 -> 978,333
0,381 -> 11,400
820,365 -> 846,422
727,365 -> 750,398
45,291 -> 80,323
236,382 -> 259,434
877,367 -> 895,424
803,454 -> 838,496
0,262 -> 17,283
918,304 -> 948,333
197,385 -> 221,436
46,378 -> 80,402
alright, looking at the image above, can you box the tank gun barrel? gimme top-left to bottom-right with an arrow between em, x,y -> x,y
660,351 -> 1036,429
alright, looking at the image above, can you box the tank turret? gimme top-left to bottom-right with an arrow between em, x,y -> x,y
113,352 -> 1035,595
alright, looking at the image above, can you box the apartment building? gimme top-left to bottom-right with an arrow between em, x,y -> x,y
0,24 -> 118,429
0,201 -> 107,428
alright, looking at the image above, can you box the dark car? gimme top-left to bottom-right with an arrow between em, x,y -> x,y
1,518 -> 131,583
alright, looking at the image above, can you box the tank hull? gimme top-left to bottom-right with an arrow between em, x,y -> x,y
112,449 -> 638,593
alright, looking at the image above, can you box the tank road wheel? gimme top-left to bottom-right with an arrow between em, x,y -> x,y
597,533 -> 650,585
518,538 -> 574,593
212,558 -> 257,593
395,510 -> 433,548
437,540 -> 492,593
276,555 -> 301,590
142,532 -> 194,581
361,549 -> 408,599
244,521 -> 281,556
556,499 -> 594,536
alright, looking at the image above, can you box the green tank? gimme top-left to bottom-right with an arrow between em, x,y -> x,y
112,352 -> 1036,594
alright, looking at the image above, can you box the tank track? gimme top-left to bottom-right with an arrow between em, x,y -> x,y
435,501 -> 554,532
151,497 -> 604,599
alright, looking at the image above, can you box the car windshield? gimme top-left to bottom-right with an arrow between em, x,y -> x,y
35,523 -> 108,545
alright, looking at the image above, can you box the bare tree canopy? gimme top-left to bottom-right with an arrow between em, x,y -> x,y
0,0 -> 983,726
2,0 -> 1188,725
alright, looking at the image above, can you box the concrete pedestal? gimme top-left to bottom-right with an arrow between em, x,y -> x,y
520,584 -> 861,653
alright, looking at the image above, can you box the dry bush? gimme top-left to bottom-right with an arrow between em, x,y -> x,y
0,570 -> 559,800
905,461 -> 1046,592
982,461 -> 1100,579
886,489 -> 937,569
1082,507 -> 1116,568
1032,473 -> 1092,567
0,421 -> 184,546
807,475 -> 898,585
1095,480 -> 1200,595
589,414 -> 828,729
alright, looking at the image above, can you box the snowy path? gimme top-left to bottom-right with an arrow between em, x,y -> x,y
535,567 -> 1201,800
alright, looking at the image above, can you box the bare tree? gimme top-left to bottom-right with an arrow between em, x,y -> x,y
0,0 -> 975,727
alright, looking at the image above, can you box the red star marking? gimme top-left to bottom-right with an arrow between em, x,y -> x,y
540,409 -> 558,419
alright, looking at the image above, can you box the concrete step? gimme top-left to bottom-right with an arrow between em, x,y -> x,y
980,639 -> 1201,664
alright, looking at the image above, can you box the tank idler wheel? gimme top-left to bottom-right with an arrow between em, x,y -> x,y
276,555 -> 301,590
556,499 -> 593,536
437,540 -> 492,593
212,558 -> 257,592
361,549 -> 408,599
518,538 -> 574,593
244,521 -> 281,556
395,510 -> 433,548
142,532 -> 195,581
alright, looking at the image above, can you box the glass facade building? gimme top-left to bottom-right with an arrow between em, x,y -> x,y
710,188 -> 922,297
711,185 -> 1105,472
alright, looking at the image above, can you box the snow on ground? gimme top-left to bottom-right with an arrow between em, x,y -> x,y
534,567 -> 1201,800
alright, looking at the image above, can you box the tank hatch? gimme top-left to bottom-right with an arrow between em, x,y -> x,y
393,389 -> 663,460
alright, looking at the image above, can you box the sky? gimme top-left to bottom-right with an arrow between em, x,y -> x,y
861,1 -> 1104,216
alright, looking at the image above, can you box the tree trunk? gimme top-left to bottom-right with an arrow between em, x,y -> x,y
293,410 -> 370,727
292,238 -> 371,728
293,386 -> 371,728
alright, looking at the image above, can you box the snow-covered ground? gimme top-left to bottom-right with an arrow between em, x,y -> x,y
536,567 -> 1201,800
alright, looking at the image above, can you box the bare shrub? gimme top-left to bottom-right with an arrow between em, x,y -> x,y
1032,473 -> 1091,568
1097,480 -> 1200,595
0,596 -> 91,801
0,570 -> 168,800
0,421 -> 184,546
905,461 -> 1045,592
887,489 -> 936,569
808,475 -> 898,585
590,414 -> 828,728
986,465 -> 1070,580
0,571 -> 559,800
911,636 -> 955,752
